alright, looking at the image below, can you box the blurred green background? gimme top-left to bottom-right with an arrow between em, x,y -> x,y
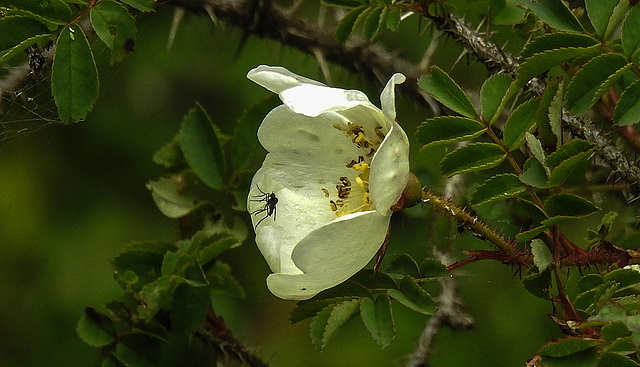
0,2 -> 564,366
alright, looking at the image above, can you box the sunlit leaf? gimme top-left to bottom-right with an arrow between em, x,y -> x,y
503,98 -> 539,150
415,116 -> 486,149
622,6 -> 640,61
52,25 -> 99,123
418,65 -> 478,118
480,73 -> 512,124
385,8 -> 401,31
360,295 -> 395,349
90,0 -> 137,63
179,104 -> 226,190
146,178 -> 197,219
613,80 -> 640,126
470,173 -> 525,206
531,239 -> 552,271
310,299 -> 361,350
566,53 -> 628,115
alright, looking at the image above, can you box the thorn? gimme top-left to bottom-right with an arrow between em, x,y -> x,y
312,48 -> 332,84
166,7 -> 185,52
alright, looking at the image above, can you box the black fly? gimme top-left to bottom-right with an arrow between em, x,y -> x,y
250,185 -> 278,227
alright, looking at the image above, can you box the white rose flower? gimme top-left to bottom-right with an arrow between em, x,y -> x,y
247,65 -> 410,300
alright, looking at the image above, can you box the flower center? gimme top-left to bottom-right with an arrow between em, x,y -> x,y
325,121 -> 386,216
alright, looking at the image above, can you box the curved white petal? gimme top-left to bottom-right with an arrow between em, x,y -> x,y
380,73 -> 406,121
279,84 -> 371,117
266,211 -> 390,300
369,121 -> 410,216
247,65 -> 325,94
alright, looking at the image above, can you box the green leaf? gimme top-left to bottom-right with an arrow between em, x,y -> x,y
112,241 -> 174,288
545,139 -> 595,169
0,33 -> 50,66
531,239 -> 553,271
90,0 -> 137,63
603,268 -> 640,293
322,0 -> 364,7
415,116 -> 486,149
291,296 -> 359,323
385,8 -> 401,31
586,0 -> 629,40
514,198 -> 547,223
440,143 -> 506,177
359,295 -> 395,349
600,322 -> 631,341
617,231 -> 640,250
543,193 -> 598,223
525,133 -> 547,168
387,276 -> 436,315
548,78 -> 564,148
0,0 -> 73,23
146,178 -> 197,219
622,6 -> 640,61
170,284 -> 210,334
491,0 -> 526,25
310,299 -> 361,350
578,274 -> 603,293
598,352 -> 640,367
535,79 -> 561,148
517,0 -> 584,32
335,6 -> 368,44
521,33 -> 598,59
470,173 -> 526,206
113,334 -> 159,367
119,0 -> 156,12
613,80 -> 640,126
51,25 -> 99,123
195,231 -> 244,266
539,337 -> 600,357
231,96 -> 278,172
179,104 -> 226,190
205,261 -> 245,298
523,266 -> 552,299
480,73 -> 512,124
0,16 -> 50,52
516,225 -> 547,243
418,258 -> 448,278
519,157 -> 549,188
363,6 -> 385,40
546,149 -> 592,187
77,308 -> 115,347
503,98 -> 539,150
151,133 -> 185,170
506,46 -> 599,102
385,254 -> 420,278
418,65 -> 478,118
566,53 -> 629,115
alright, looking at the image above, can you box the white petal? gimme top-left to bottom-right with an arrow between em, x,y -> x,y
257,105 -> 362,166
369,121 -> 410,216
279,84 -> 371,117
380,73 -> 406,121
247,65 -> 325,94
266,211 -> 390,300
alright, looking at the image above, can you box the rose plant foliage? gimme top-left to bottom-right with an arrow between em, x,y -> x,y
5,0 -> 640,366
